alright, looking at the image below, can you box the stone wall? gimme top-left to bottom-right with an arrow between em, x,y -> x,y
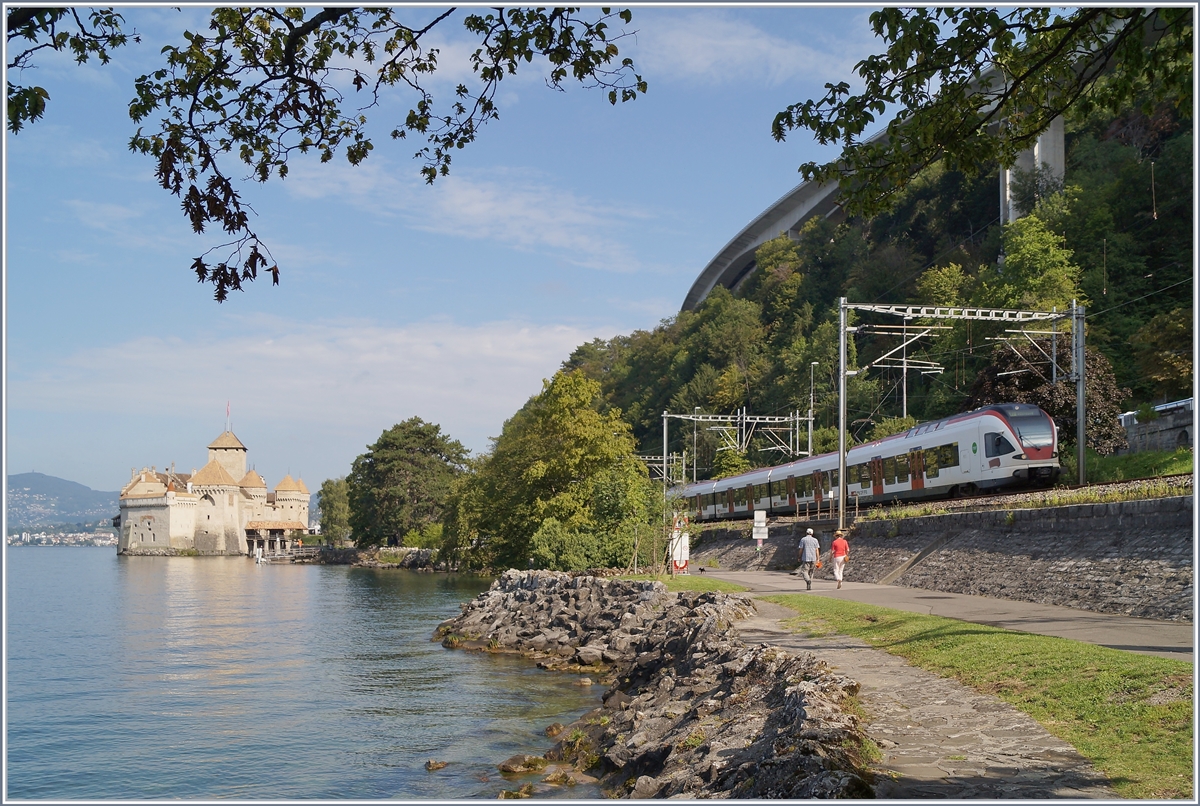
691,497 -> 1193,623
1119,408 -> 1193,454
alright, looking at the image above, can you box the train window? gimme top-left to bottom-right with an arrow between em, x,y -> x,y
755,483 -> 768,502
857,463 -> 870,489
733,487 -> 746,506
882,457 -> 896,485
942,442 -> 960,467
829,469 -> 838,491
799,474 -> 812,497
984,433 -> 1015,458
896,453 -> 909,483
925,449 -> 940,479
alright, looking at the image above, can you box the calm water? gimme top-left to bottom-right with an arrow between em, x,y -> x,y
5,548 -> 602,799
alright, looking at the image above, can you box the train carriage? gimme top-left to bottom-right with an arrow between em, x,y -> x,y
684,403 -> 1059,521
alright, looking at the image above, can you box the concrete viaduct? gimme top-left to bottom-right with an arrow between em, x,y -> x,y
681,118 -> 1065,312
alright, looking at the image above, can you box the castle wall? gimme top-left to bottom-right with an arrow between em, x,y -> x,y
193,486 -> 244,555
118,496 -> 173,553
166,492 -> 198,549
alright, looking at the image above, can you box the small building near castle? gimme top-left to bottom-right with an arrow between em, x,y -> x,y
115,430 -> 310,556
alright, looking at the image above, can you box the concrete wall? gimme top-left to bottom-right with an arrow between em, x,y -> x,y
691,497 -> 1193,623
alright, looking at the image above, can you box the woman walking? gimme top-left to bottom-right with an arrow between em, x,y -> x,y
831,530 -> 849,589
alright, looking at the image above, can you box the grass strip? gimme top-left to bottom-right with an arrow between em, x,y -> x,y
1066,446 -> 1194,483
763,594 -> 1193,800
619,574 -> 747,593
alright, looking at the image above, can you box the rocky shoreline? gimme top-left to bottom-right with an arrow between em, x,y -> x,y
434,570 -> 875,799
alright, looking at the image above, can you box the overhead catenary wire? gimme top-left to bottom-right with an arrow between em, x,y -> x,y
1086,277 -> 1192,318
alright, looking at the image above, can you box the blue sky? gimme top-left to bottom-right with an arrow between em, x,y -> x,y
5,4 -> 885,492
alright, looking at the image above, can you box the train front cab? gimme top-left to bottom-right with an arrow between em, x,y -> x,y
977,404 -> 1060,489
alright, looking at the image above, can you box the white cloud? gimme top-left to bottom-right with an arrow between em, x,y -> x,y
283,158 -> 650,271
631,10 -> 866,88
7,316 -> 613,463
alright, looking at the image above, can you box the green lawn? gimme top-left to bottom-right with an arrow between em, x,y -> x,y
619,573 -> 747,593
764,594 -> 1193,800
1067,446 -> 1194,483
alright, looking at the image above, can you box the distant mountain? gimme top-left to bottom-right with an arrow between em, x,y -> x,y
6,473 -> 119,529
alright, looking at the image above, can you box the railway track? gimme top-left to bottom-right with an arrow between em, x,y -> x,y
735,474 -> 1193,526
852,473 -> 1193,520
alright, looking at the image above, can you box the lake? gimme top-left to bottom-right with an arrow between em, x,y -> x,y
5,548 -> 603,799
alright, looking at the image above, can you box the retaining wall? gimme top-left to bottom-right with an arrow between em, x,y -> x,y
690,496 -> 1194,623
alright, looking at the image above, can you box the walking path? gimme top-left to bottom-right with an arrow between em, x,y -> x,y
701,570 -> 1195,798
740,600 -> 1116,798
703,570 -> 1194,661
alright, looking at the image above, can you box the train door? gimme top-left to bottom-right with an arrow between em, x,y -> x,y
967,424 -> 983,477
746,484 -> 756,511
812,470 -> 823,505
787,475 -> 796,508
726,489 -> 735,515
910,450 -> 925,491
870,457 -> 884,497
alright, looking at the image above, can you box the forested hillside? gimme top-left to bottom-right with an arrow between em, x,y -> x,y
564,95 -> 1192,475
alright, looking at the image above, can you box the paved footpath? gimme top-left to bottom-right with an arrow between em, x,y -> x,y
701,570 -> 1195,798
704,570 -> 1194,662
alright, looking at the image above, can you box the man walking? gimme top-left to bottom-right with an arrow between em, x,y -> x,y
831,530 -> 850,589
796,528 -> 821,590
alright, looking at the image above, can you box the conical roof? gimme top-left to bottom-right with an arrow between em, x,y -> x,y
295,477 -> 310,495
239,469 -> 267,489
274,474 -> 303,492
191,459 -> 240,486
208,431 -> 246,450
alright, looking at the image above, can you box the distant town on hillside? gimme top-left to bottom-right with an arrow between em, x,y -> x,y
6,472 -> 119,534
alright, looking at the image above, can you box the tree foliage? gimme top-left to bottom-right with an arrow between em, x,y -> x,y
564,89 -> 1189,471
6,7 -> 138,131
1131,307 -> 1194,400
441,370 -> 653,571
347,417 -> 467,547
8,6 -> 642,301
772,7 -> 1193,217
968,340 -> 1129,455
317,476 -> 350,545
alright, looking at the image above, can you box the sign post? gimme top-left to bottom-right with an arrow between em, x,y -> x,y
752,510 -> 768,551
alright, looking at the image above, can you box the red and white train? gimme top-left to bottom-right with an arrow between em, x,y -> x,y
681,403 -> 1060,521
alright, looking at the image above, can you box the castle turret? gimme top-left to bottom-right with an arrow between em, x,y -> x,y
273,475 -> 310,528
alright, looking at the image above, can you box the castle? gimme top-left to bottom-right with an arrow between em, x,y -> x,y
116,430 -> 310,556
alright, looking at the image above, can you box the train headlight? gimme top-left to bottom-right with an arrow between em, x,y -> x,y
1014,453 -> 1026,460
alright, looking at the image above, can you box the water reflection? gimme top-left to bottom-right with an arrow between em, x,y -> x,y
8,551 -> 600,799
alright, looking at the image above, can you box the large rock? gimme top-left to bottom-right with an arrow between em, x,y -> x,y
437,571 -> 875,798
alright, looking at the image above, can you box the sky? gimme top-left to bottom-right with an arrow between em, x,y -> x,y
5,3 -> 887,493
